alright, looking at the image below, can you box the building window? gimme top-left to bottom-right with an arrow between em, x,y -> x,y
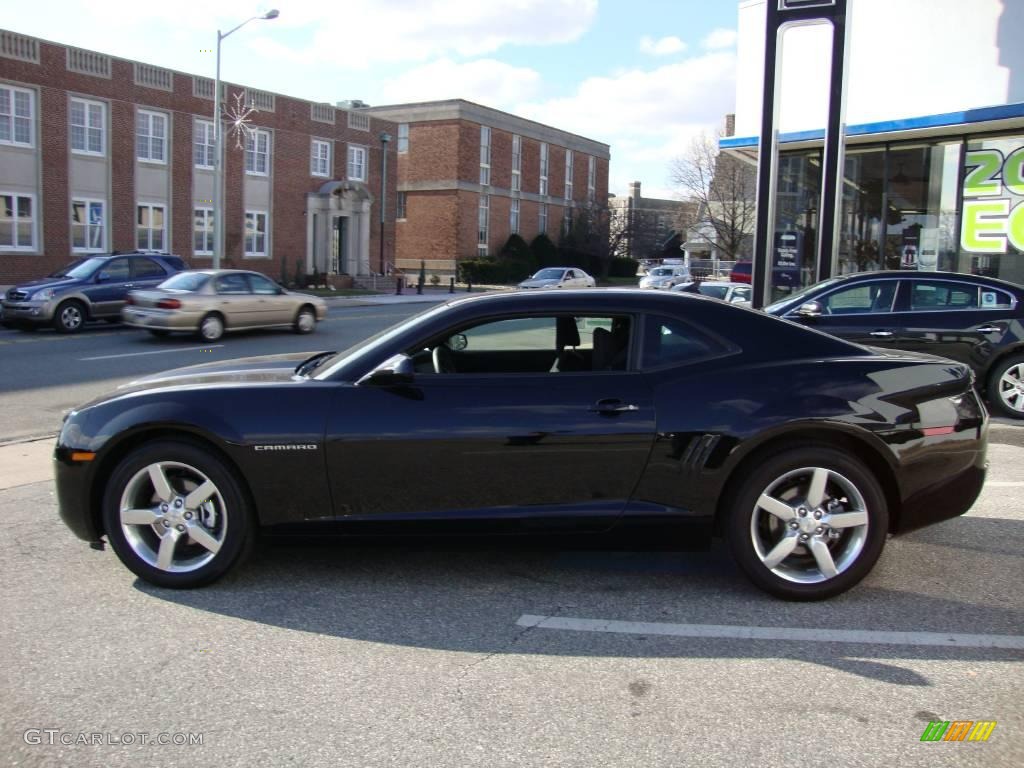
588,156 -> 596,201
0,192 -> 35,250
193,208 -> 213,255
538,202 -> 548,234
136,203 -> 166,250
0,86 -> 34,147
540,142 -> 549,196
565,149 -> 574,201
347,144 -> 367,181
397,123 -> 409,153
245,129 -> 270,175
511,134 -> 521,193
510,198 -> 520,234
136,110 -> 167,163
479,125 -> 491,186
563,204 -> 574,237
71,198 -> 105,251
396,192 -> 407,220
194,120 -> 215,169
245,211 -> 268,256
70,97 -> 104,155
311,139 -> 331,177
478,194 -> 489,256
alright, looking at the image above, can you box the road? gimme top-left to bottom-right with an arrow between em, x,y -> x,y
0,301 -> 1021,767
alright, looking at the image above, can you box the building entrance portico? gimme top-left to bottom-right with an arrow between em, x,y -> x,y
306,181 -> 374,277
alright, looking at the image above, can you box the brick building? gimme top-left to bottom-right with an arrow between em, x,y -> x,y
0,29 -> 397,285
363,100 -> 610,279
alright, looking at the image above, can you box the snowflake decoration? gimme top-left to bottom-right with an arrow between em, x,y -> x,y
223,92 -> 259,150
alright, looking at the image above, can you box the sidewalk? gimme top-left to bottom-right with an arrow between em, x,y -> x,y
318,287 -> 496,307
0,438 -> 53,490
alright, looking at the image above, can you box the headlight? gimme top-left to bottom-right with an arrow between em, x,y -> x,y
32,288 -> 56,301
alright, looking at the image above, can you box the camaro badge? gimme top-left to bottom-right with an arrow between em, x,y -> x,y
254,444 -> 318,451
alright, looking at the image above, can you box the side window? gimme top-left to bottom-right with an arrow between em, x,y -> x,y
910,281 -> 977,311
248,274 -> 280,295
822,281 -> 896,314
565,270 -> 575,280
100,258 -> 130,281
642,315 -> 722,370
132,257 -> 167,279
980,287 -> 1014,309
215,274 -> 250,294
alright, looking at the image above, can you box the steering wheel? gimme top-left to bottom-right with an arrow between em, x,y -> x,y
432,344 -> 456,374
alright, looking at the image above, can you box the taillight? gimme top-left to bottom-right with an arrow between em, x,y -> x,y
157,298 -> 182,309
125,296 -> 135,305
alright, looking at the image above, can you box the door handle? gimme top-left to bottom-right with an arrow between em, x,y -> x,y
869,330 -> 894,338
589,398 -> 639,415
976,325 -> 1001,334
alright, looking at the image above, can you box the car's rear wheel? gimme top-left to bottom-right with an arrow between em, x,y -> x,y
102,440 -> 254,588
726,446 -> 888,600
294,306 -> 316,334
53,300 -> 86,333
987,354 -> 1024,419
198,313 -> 224,341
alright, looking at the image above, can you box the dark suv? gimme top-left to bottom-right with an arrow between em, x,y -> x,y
2,252 -> 186,332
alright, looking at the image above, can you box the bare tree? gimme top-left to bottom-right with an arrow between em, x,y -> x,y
669,131 -> 757,261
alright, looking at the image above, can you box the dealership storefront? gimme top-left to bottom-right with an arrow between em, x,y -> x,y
727,0 -> 1024,301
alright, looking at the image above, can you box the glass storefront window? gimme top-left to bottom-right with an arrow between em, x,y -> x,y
771,150 -> 821,301
838,148 -> 885,274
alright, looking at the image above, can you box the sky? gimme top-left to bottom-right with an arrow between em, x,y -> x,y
2,0 -> 741,199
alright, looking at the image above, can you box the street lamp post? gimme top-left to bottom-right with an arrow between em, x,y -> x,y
378,131 -> 391,276
212,9 -> 279,270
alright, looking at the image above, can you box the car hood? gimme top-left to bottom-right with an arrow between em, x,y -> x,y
10,276 -> 80,293
519,279 -> 560,288
111,352 -> 318,396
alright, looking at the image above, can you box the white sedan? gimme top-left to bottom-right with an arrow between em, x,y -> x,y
518,267 -> 597,289
672,280 -> 752,306
639,265 -> 690,289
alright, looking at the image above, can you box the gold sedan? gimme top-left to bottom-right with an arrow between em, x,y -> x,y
121,269 -> 328,341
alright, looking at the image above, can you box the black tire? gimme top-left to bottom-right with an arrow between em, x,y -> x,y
293,305 -> 316,334
101,439 -> 254,588
986,354 -> 1024,419
725,446 -> 888,601
148,329 -> 171,338
198,313 -> 225,341
53,299 -> 87,333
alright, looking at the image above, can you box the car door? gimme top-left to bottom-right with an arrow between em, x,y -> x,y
786,278 -> 901,347
83,257 -> 132,318
323,312 -> 656,528
213,273 -> 261,328
247,273 -> 294,325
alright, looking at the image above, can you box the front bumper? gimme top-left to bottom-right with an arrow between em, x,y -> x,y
1,299 -> 57,324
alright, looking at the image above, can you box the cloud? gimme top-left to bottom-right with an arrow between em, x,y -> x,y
639,35 -> 687,56
702,28 -> 738,50
379,59 -> 543,105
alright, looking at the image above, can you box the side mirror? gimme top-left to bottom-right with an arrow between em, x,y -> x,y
449,333 -> 468,352
357,354 -> 415,386
795,300 -> 824,318
96,271 -> 111,283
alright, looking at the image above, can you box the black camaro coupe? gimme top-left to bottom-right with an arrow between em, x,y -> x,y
55,290 -> 988,600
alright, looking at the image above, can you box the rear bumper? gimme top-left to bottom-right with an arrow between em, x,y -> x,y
121,307 -> 201,331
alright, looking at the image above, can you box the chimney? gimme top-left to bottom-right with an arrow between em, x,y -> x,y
628,181 -> 641,203
723,113 -> 736,137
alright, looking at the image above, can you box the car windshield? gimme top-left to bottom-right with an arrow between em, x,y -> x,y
159,272 -> 209,292
532,269 -> 565,280
56,257 -> 107,280
765,277 -> 844,313
650,268 -> 673,276
699,284 -> 729,299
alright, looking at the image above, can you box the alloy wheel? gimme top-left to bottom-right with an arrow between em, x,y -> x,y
997,362 -> 1024,414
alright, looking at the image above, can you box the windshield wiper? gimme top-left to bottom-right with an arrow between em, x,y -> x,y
294,351 -> 337,377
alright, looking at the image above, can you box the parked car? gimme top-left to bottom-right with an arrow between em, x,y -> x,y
1,251 -> 186,332
121,269 -> 328,341
56,289 -> 987,599
672,280 -> 752,306
639,265 -> 691,290
729,261 -> 752,284
518,267 -> 596,289
766,271 -> 1024,419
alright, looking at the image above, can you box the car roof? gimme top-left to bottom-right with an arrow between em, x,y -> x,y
815,270 -> 1023,293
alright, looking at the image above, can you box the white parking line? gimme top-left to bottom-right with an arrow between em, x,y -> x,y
79,344 -> 224,361
516,614 -> 1024,650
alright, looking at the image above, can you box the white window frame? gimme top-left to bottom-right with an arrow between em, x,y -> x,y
136,202 -> 166,251
511,134 -> 521,193
510,198 -> 520,235
193,207 -> 214,256
136,109 -> 167,164
245,129 -> 270,176
564,149 -> 574,201
478,194 -> 489,256
71,198 -> 106,252
311,138 -> 331,178
0,85 -> 34,147
397,123 -> 409,154
70,97 -> 105,156
587,155 -> 596,201
396,192 -> 407,220
0,191 -> 37,251
244,210 -> 268,257
194,119 -> 215,169
539,142 -> 548,196
347,144 -> 367,181
539,202 -> 548,234
479,125 -> 491,186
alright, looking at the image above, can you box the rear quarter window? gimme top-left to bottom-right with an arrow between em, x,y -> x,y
641,314 -> 726,370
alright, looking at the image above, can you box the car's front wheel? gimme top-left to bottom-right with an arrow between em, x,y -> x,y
987,354 -> 1024,419
726,446 -> 888,600
101,440 -> 254,588
53,299 -> 86,333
